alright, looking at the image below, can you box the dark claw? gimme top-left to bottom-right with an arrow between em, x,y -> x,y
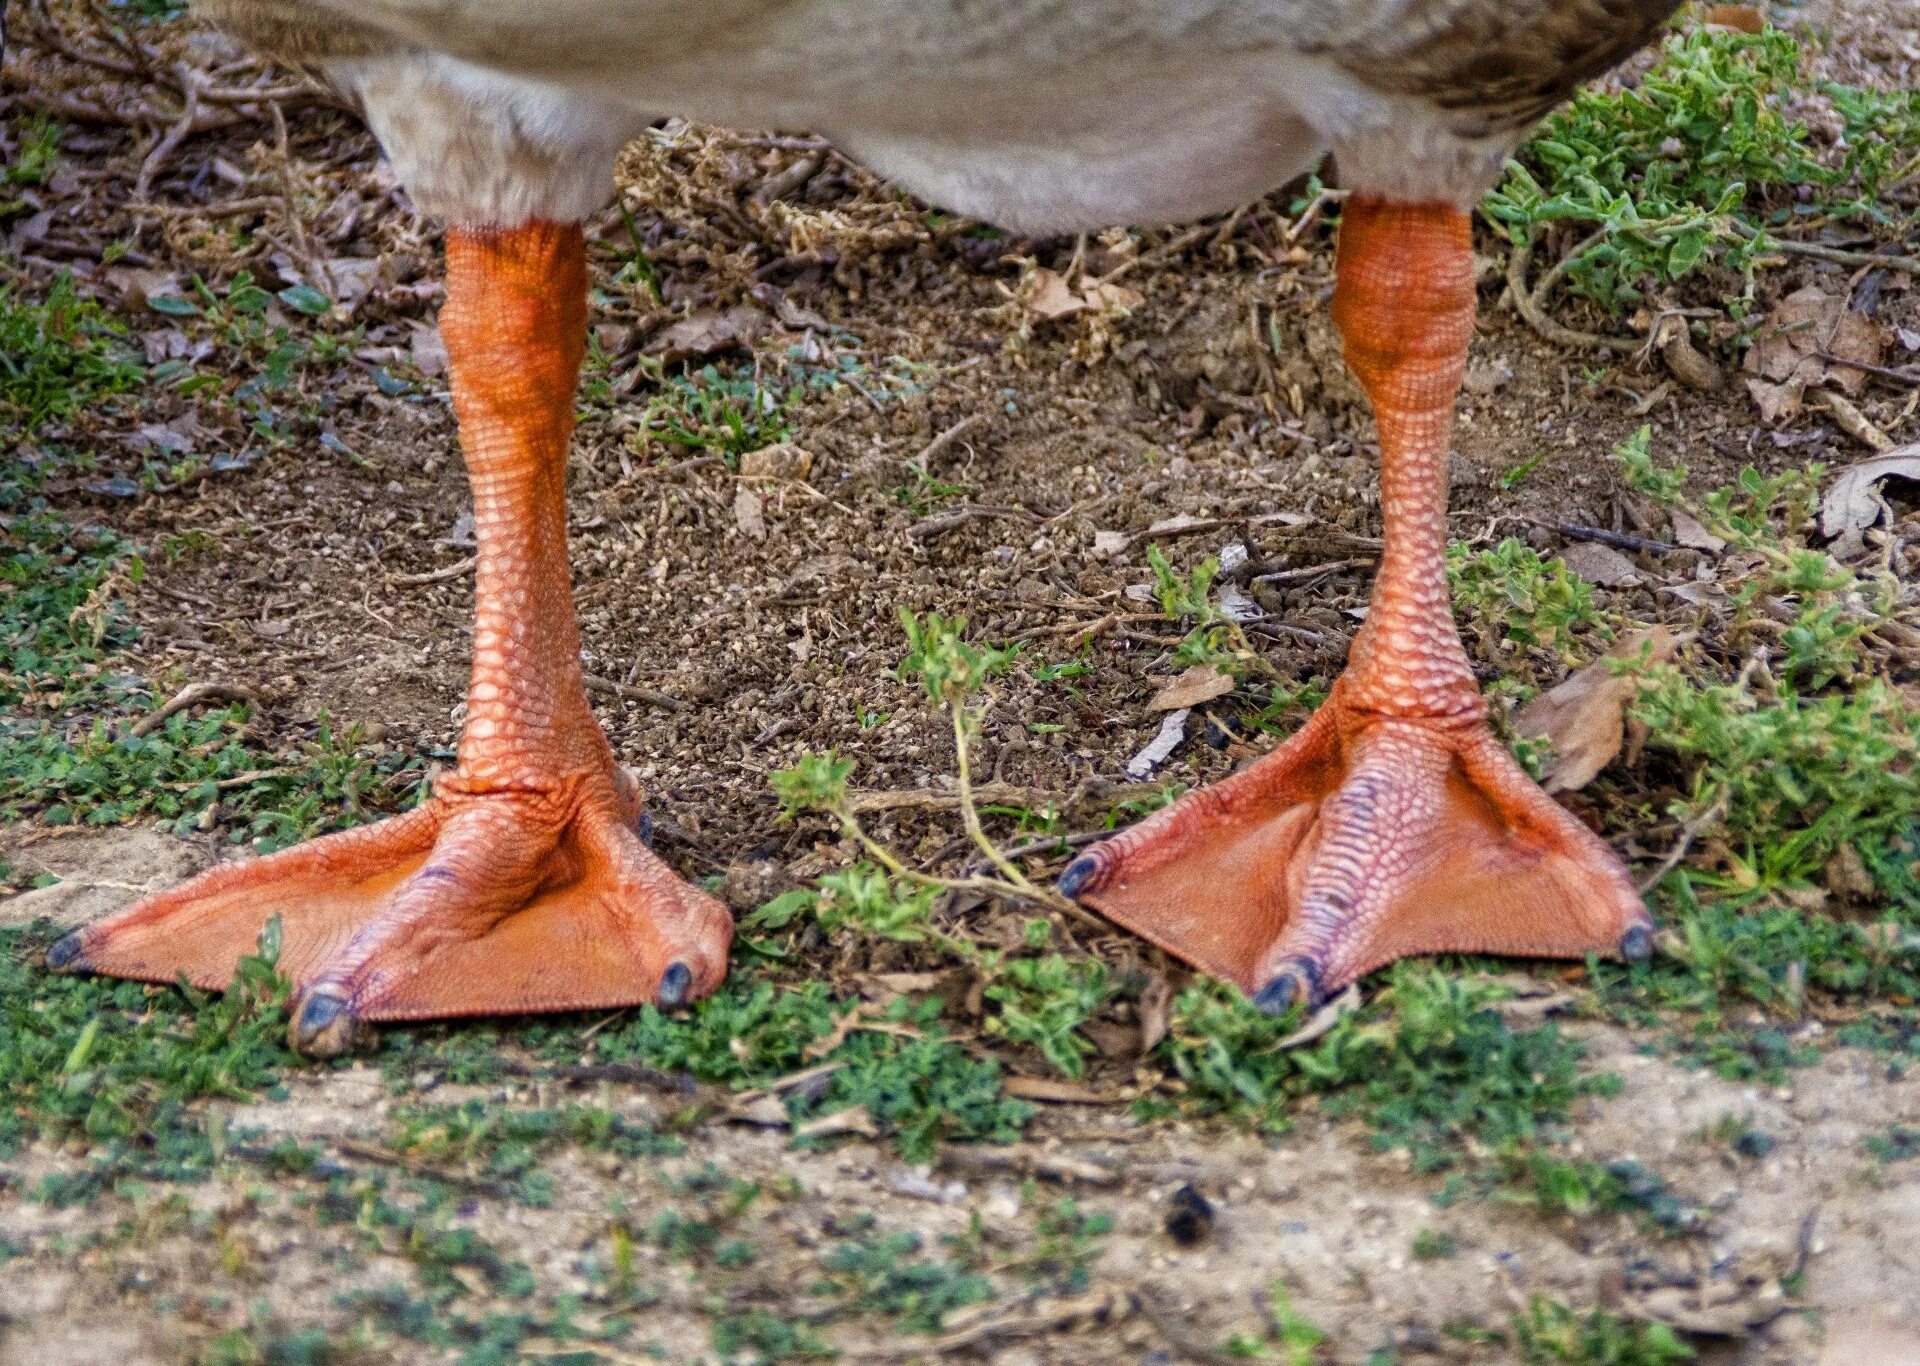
635,811 -> 654,847
46,931 -> 86,971
1619,924 -> 1653,963
291,990 -> 371,1059
1252,959 -> 1320,1017
656,961 -> 693,1008
1056,855 -> 1101,899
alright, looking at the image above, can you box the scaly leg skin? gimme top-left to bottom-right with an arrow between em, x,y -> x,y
1061,198 -> 1651,1013
49,223 -> 732,1056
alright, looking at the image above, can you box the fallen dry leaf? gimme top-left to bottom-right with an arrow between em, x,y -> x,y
739,442 -> 813,481
1670,510 -> 1726,553
647,303 -> 770,364
1743,284 -> 1888,422
1819,444 -> 1920,552
1138,972 -> 1173,1055
1275,983 -> 1362,1049
1702,3 -> 1765,31
733,485 -> 767,540
1559,542 -> 1642,587
1001,1075 -> 1117,1104
1149,663 -> 1236,712
1126,709 -> 1190,781
1513,627 -> 1684,794
409,322 -> 449,377
1024,267 -> 1144,323
792,1107 -> 879,1140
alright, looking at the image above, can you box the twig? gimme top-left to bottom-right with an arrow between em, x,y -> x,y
1524,518 -> 1687,555
849,781 -> 1058,814
134,69 -> 204,199
389,555 -> 476,586
128,680 -> 261,738
1637,791 -> 1730,895
1251,555 -> 1373,585
1728,219 -> 1920,273
906,414 -> 985,468
1096,223 -> 1214,283
907,503 -> 1040,543
936,1144 -> 1119,1186
582,675 -> 683,711
1506,233 -> 1640,354
1813,351 -> 1920,387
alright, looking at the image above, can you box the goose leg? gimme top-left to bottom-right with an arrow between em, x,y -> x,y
50,223 -> 732,1055
1061,198 -> 1651,1011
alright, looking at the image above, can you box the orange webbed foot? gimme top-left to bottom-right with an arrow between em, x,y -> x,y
1059,685 -> 1651,1012
49,774 -> 732,1056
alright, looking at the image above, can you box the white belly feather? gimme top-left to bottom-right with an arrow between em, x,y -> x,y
323,0 -> 1507,230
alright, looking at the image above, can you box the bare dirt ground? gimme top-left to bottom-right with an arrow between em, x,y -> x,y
3,0 -> 1920,1362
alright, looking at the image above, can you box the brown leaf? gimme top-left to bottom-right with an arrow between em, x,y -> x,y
1024,268 -> 1143,322
1702,3 -> 1765,31
1001,1076 -> 1116,1104
1513,628 -> 1683,794
733,486 -> 767,540
647,303 -> 770,364
1657,317 -> 1724,391
1148,663 -> 1236,712
1742,284 -> 1889,421
1670,511 -> 1726,553
1138,972 -> 1173,1055
1819,445 -> 1920,543
792,1107 -> 879,1140
738,442 -> 814,481
1559,542 -> 1642,587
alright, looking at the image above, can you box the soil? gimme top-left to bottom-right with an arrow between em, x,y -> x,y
3,0 -> 1920,1361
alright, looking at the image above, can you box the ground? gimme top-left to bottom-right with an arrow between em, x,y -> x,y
3,1 -> 1920,1363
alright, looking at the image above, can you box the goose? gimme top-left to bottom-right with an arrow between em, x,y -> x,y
53,0 -> 1675,1055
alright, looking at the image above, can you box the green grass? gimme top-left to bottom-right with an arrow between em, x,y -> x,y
0,919 -> 297,1201
1490,27 -> 1920,313
1510,1296 -> 1694,1365
815,1226 -> 993,1333
0,275 -> 145,435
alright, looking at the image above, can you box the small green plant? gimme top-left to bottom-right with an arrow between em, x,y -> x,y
634,361 -> 794,460
815,1228 -> 993,1333
1449,539 -> 1611,669
1510,1296 -> 1694,1364
982,953 -> 1114,1078
0,275 -> 145,434
1488,28 -> 1919,313
1411,1228 -> 1456,1260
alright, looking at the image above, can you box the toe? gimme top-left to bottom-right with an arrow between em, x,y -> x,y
291,990 -> 375,1058
656,960 -> 694,1008
46,931 -> 87,971
1056,854 -> 1102,899
1252,959 -> 1320,1016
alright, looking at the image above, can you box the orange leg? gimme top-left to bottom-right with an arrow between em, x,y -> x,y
50,223 -> 732,1055
1061,199 -> 1651,1012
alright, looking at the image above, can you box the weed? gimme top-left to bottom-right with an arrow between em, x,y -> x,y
1510,1296 -> 1694,1364
0,275 -> 144,434
1866,1126 -> 1920,1162
0,919 -> 297,1197
1222,1279 -> 1328,1363
631,361 -> 794,461
1411,1228 -> 1456,1260
982,953 -> 1114,1078
1448,538 -> 1611,670
1489,28 -> 1920,313
815,1228 -> 993,1333
1021,1197 -> 1113,1295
